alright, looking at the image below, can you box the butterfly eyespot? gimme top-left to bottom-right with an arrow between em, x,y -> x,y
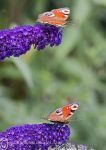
55,108 -> 62,115
71,103 -> 79,110
44,12 -> 55,17
61,8 -> 70,15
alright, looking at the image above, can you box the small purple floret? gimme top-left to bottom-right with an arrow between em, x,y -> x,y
0,24 -> 63,61
0,123 -> 70,150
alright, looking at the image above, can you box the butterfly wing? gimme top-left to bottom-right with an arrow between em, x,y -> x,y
37,8 -> 70,27
47,108 -> 64,122
47,102 -> 79,123
37,11 -> 67,26
52,8 -> 70,20
61,103 -> 79,121
37,11 -> 54,23
51,9 -> 65,19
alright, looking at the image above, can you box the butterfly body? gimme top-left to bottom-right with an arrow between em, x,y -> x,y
47,102 -> 79,123
37,8 -> 70,27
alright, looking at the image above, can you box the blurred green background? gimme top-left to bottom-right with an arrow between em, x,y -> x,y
0,0 -> 106,149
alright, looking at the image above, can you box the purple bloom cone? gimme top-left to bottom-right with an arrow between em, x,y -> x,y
0,123 -> 70,150
0,24 -> 63,61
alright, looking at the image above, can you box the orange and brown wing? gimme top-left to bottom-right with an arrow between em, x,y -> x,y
62,105 -> 72,119
37,8 -> 70,26
51,9 -> 65,19
52,8 -> 70,20
37,14 -> 67,26
46,20 -> 66,26
47,102 -> 79,123
47,108 -> 66,122
47,111 -> 64,122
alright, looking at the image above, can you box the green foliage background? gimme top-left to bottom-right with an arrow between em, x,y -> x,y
0,0 -> 106,149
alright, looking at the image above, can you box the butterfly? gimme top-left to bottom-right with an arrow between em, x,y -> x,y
47,102 -> 79,123
37,7 -> 70,27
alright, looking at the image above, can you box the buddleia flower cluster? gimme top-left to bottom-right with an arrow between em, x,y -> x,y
0,24 -> 62,61
0,123 -> 70,150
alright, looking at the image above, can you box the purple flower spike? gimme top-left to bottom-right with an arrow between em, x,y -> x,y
0,123 -> 70,150
0,24 -> 63,61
